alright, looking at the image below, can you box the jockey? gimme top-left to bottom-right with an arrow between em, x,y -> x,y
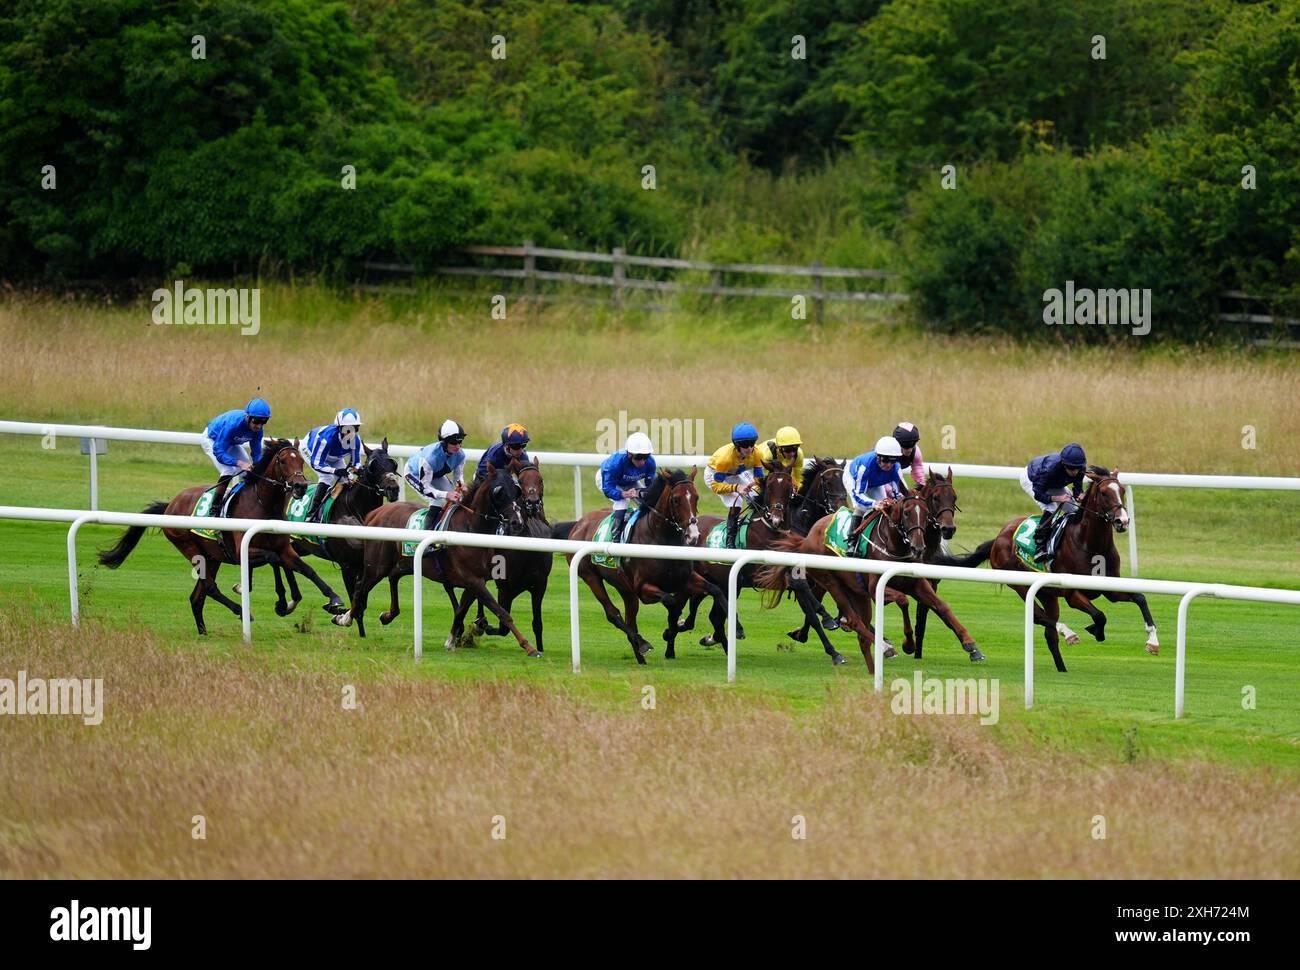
404,419 -> 468,523
1022,443 -> 1087,562
303,408 -> 365,522
597,432 -> 657,540
842,436 -> 905,556
475,423 -> 531,485
755,426 -> 805,493
202,397 -> 270,515
706,421 -> 765,548
890,422 -> 926,493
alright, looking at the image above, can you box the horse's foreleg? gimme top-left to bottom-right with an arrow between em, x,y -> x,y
530,577 -> 548,653
908,578 -> 984,662
1064,588 -> 1108,643
379,572 -> 403,625
818,574 -> 875,675
1100,589 -> 1160,655
887,588 -> 915,656
464,577 -> 537,657
279,546 -> 345,615
791,577 -> 844,665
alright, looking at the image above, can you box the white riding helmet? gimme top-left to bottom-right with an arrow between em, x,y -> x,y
874,435 -> 903,459
439,419 -> 466,441
626,432 -> 654,455
334,408 -> 362,428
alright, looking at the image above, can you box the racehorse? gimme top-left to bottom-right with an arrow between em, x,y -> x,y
756,491 -> 982,674
97,438 -> 347,633
333,462 -> 539,655
552,468 -> 724,665
467,459 -> 554,653
270,439 -> 401,611
943,466 -> 1157,672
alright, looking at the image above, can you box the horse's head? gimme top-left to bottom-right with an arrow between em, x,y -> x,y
923,467 -> 958,541
510,457 -> 545,520
362,436 -> 401,502
758,460 -> 794,530
652,467 -> 699,544
798,456 -> 847,523
259,438 -> 310,500
890,492 -> 929,559
482,461 -> 525,535
1084,466 -> 1129,533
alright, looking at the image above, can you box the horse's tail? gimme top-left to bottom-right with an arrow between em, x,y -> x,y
550,520 -> 577,540
933,539 -> 994,570
98,500 -> 169,568
754,533 -> 808,609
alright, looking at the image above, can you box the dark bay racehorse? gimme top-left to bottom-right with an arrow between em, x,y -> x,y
270,439 -> 401,612
97,439 -> 346,633
552,468 -> 724,664
468,459 -> 553,652
944,466 -> 1157,672
757,492 -> 982,674
333,462 -> 538,655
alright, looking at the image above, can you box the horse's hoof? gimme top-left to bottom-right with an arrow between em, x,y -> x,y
472,619 -> 488,637
1145,641 -> 1159,656
331,611 -> 352,627
284,599 -> 301,616
737,628 -> 746,641
831,653 -> 846,666
524,644 -> 540,657
380,611 -> 396,626
883,645 -> 898,660
444,637 -> 456,652
1065,633 -> 1082,646
665,649 -> 676,660
274,602 -> 291,617
676,617 -> 689,630
901,638 -> 915,656
786,628 -> 808,644
965,643 -> 986,662
1085,622 -> 1105,642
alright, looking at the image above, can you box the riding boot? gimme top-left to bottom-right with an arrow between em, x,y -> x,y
306,481 -> 328,522
725,506 -> 741,548
1045,511 -> 1072,560
1032,511 -> 1056,562
846,512 -> 864,556
211,474 -> 233,518
610,507 -> 628,542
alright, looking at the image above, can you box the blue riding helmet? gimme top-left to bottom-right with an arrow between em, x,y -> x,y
245,398 -> 271,420
1060,443 -> 1086,467
731,421 -> 759,446
501,423 -> 530,447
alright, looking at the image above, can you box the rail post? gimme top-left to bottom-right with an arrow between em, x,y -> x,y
568,542 -> 602,673
874,565 -> 909,693
726,552 -> 762,683
239,524 -> 269,643
1024,576 -> 1052,709
411,533 -> 442,659
1126,484 -> 1139,577
573,464 -> 583,518
1175,586 -> 1211,719
66,512 -> 100,627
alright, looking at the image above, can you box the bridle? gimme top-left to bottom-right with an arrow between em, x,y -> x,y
869,494 -> 929,560
641,479 -> 697,541
795,464 -> 844,531
245,444 -> 309,497
748,470 -> 794,530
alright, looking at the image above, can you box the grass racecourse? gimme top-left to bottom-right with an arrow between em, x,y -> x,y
1,287 -> 1299,878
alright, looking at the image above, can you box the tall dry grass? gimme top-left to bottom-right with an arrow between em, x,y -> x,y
1,606 -> 1295,878
2,288 -> 1296,474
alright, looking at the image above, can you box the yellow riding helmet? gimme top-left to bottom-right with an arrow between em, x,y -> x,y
774,426 -> 802,448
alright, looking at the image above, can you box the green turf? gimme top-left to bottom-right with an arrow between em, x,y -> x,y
2,435 -> 1299,768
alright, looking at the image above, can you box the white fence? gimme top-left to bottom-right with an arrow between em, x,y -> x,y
5,420 -> 1300,580
4,503 -> 1300,719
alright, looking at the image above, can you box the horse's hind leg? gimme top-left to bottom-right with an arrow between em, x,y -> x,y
791,579 -> 844,665
887,588 -> 914,657
677,591 -> 703,633
463,576 -> 537,657
530,578 -> 548,653
189,575 -> 209,635
380,572 -> 403,625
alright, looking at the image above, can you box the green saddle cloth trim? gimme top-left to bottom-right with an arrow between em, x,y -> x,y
1013,516 -> 1051,572
825,506 -> 881,557
704,514 -> 751,555
286,492 -> 338,543
401,506 -> 434,557
592,512 -> 621,567
191,486 -> 221,540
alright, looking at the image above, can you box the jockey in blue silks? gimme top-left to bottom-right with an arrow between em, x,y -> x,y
596,432 -> 657,540
474,423 -> 531,485
1021,442 -> 1087,561
405,419 -> 468,524
202,397 -> 271,514
303,408 -> 366,521
841,436 -> 905,556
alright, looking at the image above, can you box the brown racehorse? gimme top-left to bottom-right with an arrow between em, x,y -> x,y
944,466 -> 1158,673
468,459 -> 554,652
757,491 -> 983,673
270,439 -> 401,611
552,468 -> 724,664
334,461 -> 539,655
97,439 -> 347,633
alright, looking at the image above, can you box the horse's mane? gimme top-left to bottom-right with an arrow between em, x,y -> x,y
1085,464 -> 1112,478
252,438 -> 290,475
642,469 -> 689,507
